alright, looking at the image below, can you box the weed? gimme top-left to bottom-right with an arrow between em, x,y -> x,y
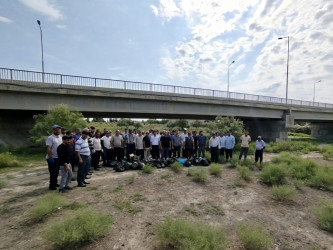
259,164 -> 287,185
170,162 -> 182,173
27,193 -> 67,221
239,159 -> 254,167
65,202 -> 88,210
142,164 -> 155,174
130,193 -> 146,202
268,141 -> 319,154
185,206 -> 200,216
156,217 -> 228,250
42,209 -> 113,249
206,204 -> 224,216
313,200 -> 333,233
209,163 -> 222,177
228,158 -> 239,168
127,174 -> 136,184
112,185 -> 123,193
309,166 -> 333,191
113,199 -> 142,214
218,155 -> 227,164
321,145 -> 333,160
161,172 -> 173,180
293,179 -> 305,190
0,152 -> 23,169
237,222 -> 274,250
232,178 -> 246,187
236,166 -> 251,182
290,159 -> 319,180
187,169 -> 208,183
271,185 -> 297,201
0,177 -> 7,189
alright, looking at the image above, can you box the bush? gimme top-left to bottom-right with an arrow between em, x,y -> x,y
27,193 -> 67,221
229,158 -> 239,168
313,200 -> 333,233
269,141 -> 319,154
289,123 -> 311,135
289,159 -> 319,180
288,132 -> 311,137
209,163 -> 222,177
42,209 -> 113,248
259,164 -> 287,185
0,177 -> 7,189
321,145 -> 333,160
0,152 -> 23,169
156,217 -> 228,250
293,179 -> 305,190
237,166 -> 251,182
271,185 -> 297,201
170,162 -> 182,173
142,164 -> 155,174
187,169 -> 208,183
237,222 -> 274,250
309,166 -> 333,191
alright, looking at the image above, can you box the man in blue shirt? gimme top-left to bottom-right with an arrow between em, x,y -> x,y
197,131 -> 207,158
225,131 -> 235,162
255,136 -> 266,163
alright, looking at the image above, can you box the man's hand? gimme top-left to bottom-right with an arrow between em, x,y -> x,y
47,158 -> 54,164
65,164 -> 70,172
79,158 -> 83,164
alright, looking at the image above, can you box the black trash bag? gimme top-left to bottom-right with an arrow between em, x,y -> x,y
122,160 -> 132,170
161,158 -> 168,167
115,162 -> 125,172
184,159 -> 192,167
110,160 -> 118,169
201,157 -> 210,166
156,163 -> 162,168
131,162 -> 139,170
166,158 -> 176,165
194,158 -> 201,165
190,157 -> 196,165
137,162 -> 143,170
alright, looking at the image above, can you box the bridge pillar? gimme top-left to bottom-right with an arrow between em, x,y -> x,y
311,122 -> 333,139
0,112 -> 35,148
243,111 -> 294,142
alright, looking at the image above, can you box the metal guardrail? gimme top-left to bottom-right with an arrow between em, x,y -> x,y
0,67 -> 332,109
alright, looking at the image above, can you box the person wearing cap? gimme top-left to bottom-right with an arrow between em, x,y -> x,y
255,136 -> 266,163
209,132 -> 219,163
75,130 -> 91,187
225,131 -> 235,162
45,125 -> 63,190
135,130 -> 144,160
197,131 -> 207,158
180,128 -> 188,157
183,132 -> 195,159
239,130 -> 251,160
57,135 -> 73,193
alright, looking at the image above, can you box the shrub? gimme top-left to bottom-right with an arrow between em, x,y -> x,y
309,166 -> 333,191
259,164 -> 287,185
313,200 -> 333,233
113,199 -> 142,214
289,159 -> 319,180
187,169 -> 208,183
293,179 -> 305,190
236,166 -> 251,182
27,193 -> 67,221
321,145 -> 333,160
270,141 -> 319,154
156,217 -> 228,250
237,222 -> 274,250
0,152 -> 23,169
229,158 -> 239,168
271,185 -> 297,201
209,163 -> 222,177
270,152 -> 301,166
170,162 -> 182,173
42,209 -> 113,248
0,177 -> 7,189
142,164 -> 155,174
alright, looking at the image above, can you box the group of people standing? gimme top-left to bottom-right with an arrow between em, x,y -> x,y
45,124 -> 266,191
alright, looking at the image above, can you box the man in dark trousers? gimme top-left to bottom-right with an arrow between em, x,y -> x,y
57,135 -> 73,193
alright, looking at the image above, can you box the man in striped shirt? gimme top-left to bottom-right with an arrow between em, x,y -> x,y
75,130 -> 91,187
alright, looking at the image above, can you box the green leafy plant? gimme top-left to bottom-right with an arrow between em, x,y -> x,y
313,200 -> 333,233
236,166 -> 251,182
187,169 -> 208,183
170,162 -> 182,173
0,152 -> 23,169
42,209 -> 113,248
142,164 -> 155,174
156,217 -> 228,250
321,145 -> 333,160
259,164 -> 287,185
309,166 -> 333,191
271,185 -> 297,201
209,163 -> 222,177
237,222 -> 274,250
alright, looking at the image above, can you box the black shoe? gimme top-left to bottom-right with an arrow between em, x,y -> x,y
49,186 -> 57,190
83,181 -> 90,184
71,177 -> 76,181
55,184 -> 60,187
78,183 -> 86,187
65,186 -> 73,190
87,172 -> 93,175
85,175 -> 91,179
59,189 -> 68,193
94,168 -> 100,171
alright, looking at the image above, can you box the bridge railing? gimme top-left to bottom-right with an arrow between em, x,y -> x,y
1,67 -> 332,109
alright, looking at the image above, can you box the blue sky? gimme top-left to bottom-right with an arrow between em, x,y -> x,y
1,0 -> 332,103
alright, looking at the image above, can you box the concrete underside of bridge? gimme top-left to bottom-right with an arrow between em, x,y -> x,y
0,81 -> 333,147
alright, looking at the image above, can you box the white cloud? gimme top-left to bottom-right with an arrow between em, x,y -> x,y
0,16 -> 12,23
19,0 -> 64,21
56,24 -> 66,29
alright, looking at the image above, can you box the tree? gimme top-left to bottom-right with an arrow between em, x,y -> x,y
29,104 -> 88,145
192,120 -> 204,128
134,122 -> 143,129
117,118 -> 134,127
91,118 -> 105,122
209,116 -> 244,140
174,119 -> 189,130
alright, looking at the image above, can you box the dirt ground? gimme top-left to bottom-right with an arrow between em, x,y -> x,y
0,152 -> 333,250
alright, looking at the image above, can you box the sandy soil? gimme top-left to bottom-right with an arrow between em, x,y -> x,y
0,153 -> 333,250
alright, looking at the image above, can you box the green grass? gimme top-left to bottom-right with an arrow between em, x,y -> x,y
27,193 -> 67,221
156,217 -> 228,250
293,179 -> 305,190
209,163 -> 222,177
187,169 -> 208,183
42,209 -> 113,249
288,132 -> 312,137
170,162 -> 183,173
112,185 -> 123,193
265,141 -> 319,154
271,185 -> 297,201
113,198 -> 143,214
206,204 -> 224,216
236,166 -> 251,182
0,152 -> 23,169
313,200 -> 333,233
64,202 -> 88,210
0,177 -> 7,189
259,164 -> 287,186
228,158 -> 239,168
308,166 -> 333,191
126,174 -> 136,184
321,145 -> 333,160
161,172 -> 173,179
142,164 -> 155,174
237,222 -> 274,250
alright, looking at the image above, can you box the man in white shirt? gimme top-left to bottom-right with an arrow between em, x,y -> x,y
135,130 -> 144,160
180,128 -> 188,157
209,132 -> 220,163
101,131 -> 112,166
150,130 -> 160,159
239,130 -> 251,160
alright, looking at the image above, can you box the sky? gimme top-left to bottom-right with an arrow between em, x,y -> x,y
1,0 -> 333,104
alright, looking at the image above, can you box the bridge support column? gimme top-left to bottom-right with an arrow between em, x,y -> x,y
243,112 -> 294,142
311,122 -> 333,139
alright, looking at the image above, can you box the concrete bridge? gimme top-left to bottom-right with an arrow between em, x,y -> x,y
0,68 -> 332,147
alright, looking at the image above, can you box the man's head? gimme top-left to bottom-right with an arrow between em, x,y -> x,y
212,132 -> 216,138
81,129 -> 89,139
228,131 -> 232,136
244,130 -> 249,136
75,128 -> 81,135
62,135 -> 72,145
129,129 -> 132,134
138,130 -> 142,136
125,128 -> 128,133
61,127 -> 66,135
52,125 -> 61,135
103,128 -> 107,133
95,131 -> 101,138
187,132 -> 192,137
199,131 -> 203,136
183,128 -> 187,133
115,130 -> 120,136
193,131 -> 197,136
153,130 -> 157,136
145,131 -> 149,136
90,126 -> 95,133
257,136 -> 262,141
66,130 -> 74,137
175,130 -> 179,135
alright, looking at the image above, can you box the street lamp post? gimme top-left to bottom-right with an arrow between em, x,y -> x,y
278,36 -> 289,104
227,60 -> 235,97
37,20 -> 45,82
313,80 -> 321,104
